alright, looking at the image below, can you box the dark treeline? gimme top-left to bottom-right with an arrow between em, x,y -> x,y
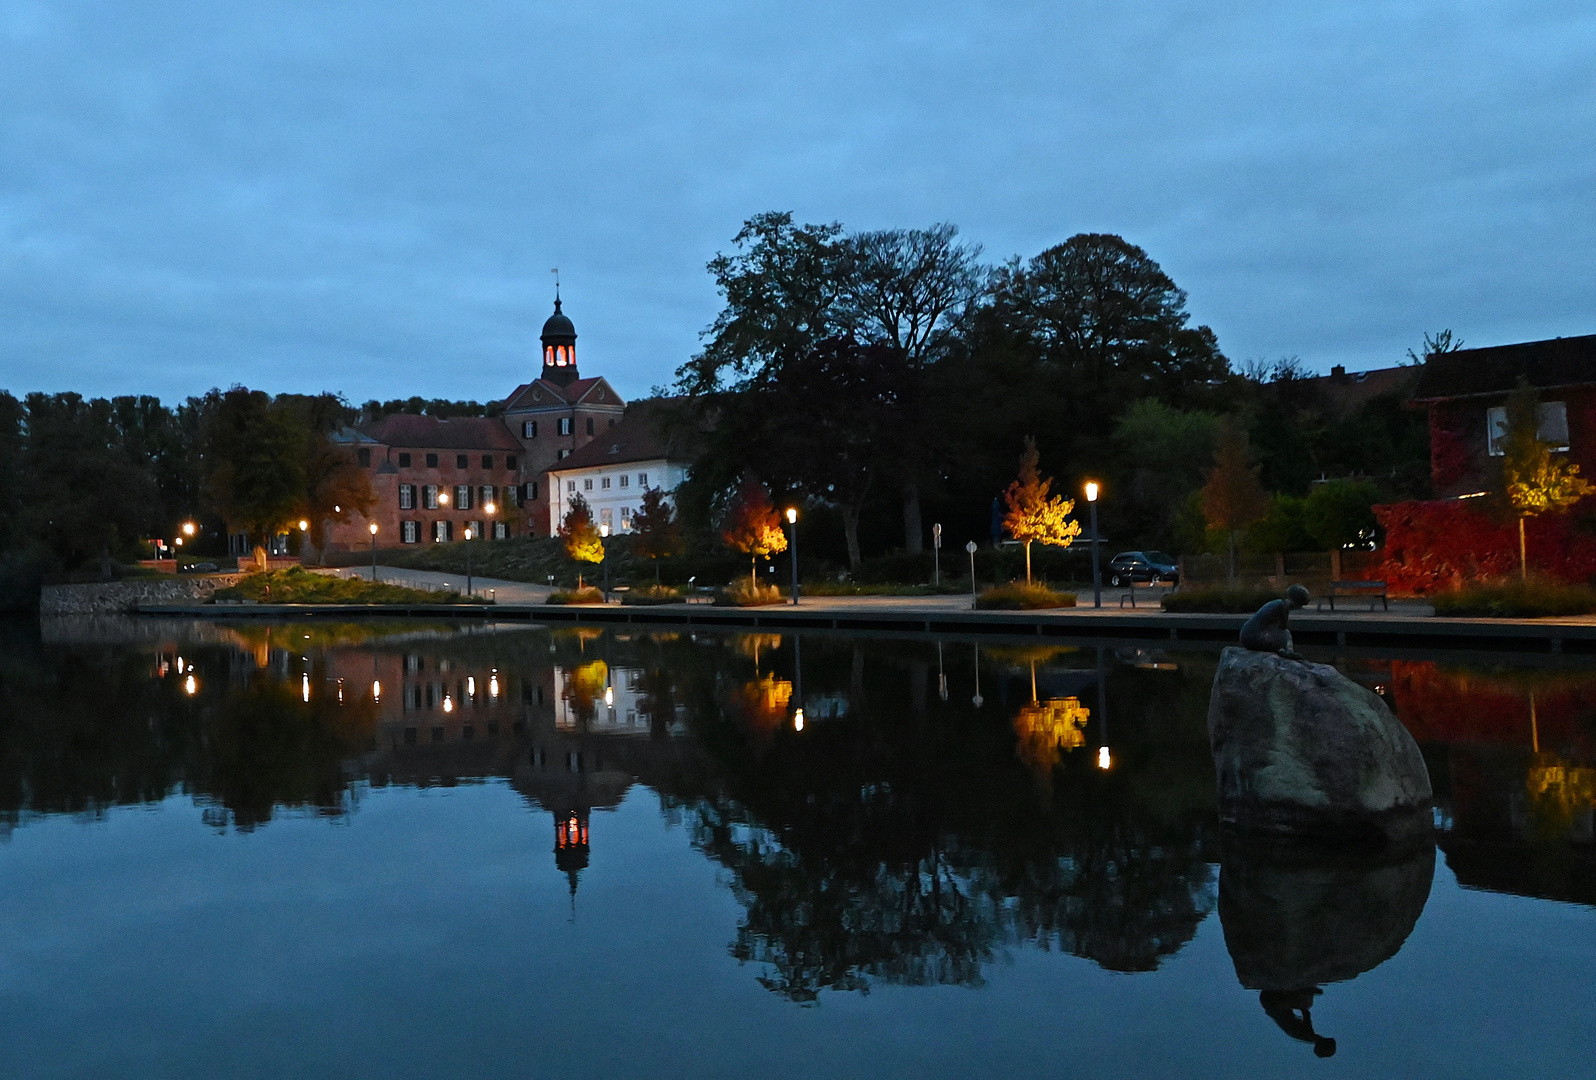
671,212 -> 1436,569
0,388 -> 490,606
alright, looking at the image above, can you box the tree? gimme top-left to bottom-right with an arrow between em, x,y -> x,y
558,494 -> 604,588
720,474 -> 788,590
1200,421 -> 1270,583
199,388 -> 308,567
1405,328 -> 1464,366
631,486 -> 680,582
274,394 -> 376,561
1502,381 -> 1593,579
1302,479 -> 1380,551
1002,437 -> 1082,585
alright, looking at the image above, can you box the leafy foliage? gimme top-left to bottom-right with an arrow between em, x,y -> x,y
1430,579 -> 1596,618
975,582 -> 1076,609
558,494 -> 604,587
720,475 -> 788,588
1002,437 -> 1082,584
211,567 -> 483,605
1503,381 -> 1593,518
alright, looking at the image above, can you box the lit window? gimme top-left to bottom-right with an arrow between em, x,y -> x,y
620,506 -> 632,526
399,484 -> 415,510
455,485 -> 472,510
600,508 -> 613,530
423,485 -> 438,510
401,520 -> 419,544
1489,401 -> 1571,456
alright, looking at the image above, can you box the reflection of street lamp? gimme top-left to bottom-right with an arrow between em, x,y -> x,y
368,522 -> 379,582
785,507 -> 799,604
971,642 -> 983,708
1085,482 -> 1101,609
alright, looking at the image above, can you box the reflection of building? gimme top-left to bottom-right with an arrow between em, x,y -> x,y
554,809 -> 590,897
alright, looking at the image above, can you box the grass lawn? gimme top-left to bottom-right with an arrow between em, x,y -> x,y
212,567 -> 487,605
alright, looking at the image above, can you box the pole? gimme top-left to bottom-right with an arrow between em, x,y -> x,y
1090,500 -> 1102,609
790,521 -> 800,604
933,523 -> 941,586
966,540 -> 979,609
466,531 -> 473,598
370,531 -> 377,582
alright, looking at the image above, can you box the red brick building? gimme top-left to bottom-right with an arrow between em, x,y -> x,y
323,297 -> 627,552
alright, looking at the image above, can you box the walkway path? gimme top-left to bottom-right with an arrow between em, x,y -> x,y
326,565 -> 558,604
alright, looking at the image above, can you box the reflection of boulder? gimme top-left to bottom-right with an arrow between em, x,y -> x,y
1219,835 -> 1434,991
1208,648 -> 1432,840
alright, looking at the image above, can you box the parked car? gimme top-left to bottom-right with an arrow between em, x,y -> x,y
1107,551 -> 1179,587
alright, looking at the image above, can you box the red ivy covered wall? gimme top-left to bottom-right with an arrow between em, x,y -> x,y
1374,498 -> 1596,593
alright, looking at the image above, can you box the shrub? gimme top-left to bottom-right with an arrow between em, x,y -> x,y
975,583 -> 1076,610
1162,587 -> 1281,614
621,584 -> 683,606
716,580 -> 786,607
1429,579 -> 1596,618
547,587 -> 606,605
211,567 -> 485,605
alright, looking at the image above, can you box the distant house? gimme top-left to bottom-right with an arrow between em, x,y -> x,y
1410,334 -> 1596,498
546,402 -> 694,537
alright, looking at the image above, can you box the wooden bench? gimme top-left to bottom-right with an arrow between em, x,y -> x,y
1118,581 -> 1174,608
1318,580 -> 1388,612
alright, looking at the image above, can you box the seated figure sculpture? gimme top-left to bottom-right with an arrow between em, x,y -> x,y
1239,584 -> 1310,659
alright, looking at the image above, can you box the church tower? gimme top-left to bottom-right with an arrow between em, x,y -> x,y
540,294 -> 578,387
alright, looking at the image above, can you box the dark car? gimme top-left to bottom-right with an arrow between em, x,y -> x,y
1107,551 -> 1178,587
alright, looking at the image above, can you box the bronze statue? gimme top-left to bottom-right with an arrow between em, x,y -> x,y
1239,584 -> 1310,659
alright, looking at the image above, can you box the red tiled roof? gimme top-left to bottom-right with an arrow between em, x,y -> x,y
547,400 -> 696,471
504,376 -> 621,411
360,414 -> 522,451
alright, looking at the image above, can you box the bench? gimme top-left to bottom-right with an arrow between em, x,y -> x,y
1318,580 -> 1388,612
1118,581 -> 1174,608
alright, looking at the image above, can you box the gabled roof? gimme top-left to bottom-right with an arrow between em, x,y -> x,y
546,400 -> 697,472
1412,334 -> 1596,402
503,376 -> 624,412
1296,365 -> 1418,416
359,413 -> 522,451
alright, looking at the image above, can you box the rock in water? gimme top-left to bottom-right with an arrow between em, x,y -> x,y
1207,647 -> 1432,840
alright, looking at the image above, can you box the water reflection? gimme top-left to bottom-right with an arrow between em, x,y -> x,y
2,616 -> 1594,1011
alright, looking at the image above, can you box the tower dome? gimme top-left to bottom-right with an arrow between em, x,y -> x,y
540,296 -> 578,386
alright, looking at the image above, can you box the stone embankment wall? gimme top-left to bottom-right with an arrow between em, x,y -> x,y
40,575 -> 243,616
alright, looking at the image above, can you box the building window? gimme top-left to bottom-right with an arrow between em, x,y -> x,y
493,521 -> 508,540
583,478 -> 593,491
481,455 -> 493,469
567,480 -> 576,493
465,520 -> 483,540
638,472 -> 648,488
586,418 -> 595,435
557,449 -> 569,460
619,474 -> 629,488
601,477 -> 610,490
1488,401 -> 1571,456
401,520 -> 420,544
455,454 -> 468,469
479,485 -> 495,508
399,484 -> 415,510
523,420 -> 538,438
506,455 -> 517,469
455,485 -> 472,510
433,520 -> 453,543
620,506 -> 632,527
398,452 -> 411,468
559,417 -> 573,437
426,453 -> 438,469
527,481 -> 539,501
358,448 -> 371,467
600,508 -> 613,530
423,485 -> 439,510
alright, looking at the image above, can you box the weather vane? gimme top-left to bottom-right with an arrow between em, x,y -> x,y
551,267 -> 560,301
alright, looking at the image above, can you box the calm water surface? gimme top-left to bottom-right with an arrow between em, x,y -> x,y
0,617 -> 1592,1079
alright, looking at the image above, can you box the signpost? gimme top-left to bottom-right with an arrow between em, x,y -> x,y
932,523 -> 942,585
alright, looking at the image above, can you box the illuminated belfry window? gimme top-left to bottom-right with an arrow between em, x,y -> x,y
554,809 -> 591,899
539,294 -> 579,386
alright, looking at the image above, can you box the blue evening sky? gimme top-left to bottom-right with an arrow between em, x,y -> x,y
1,1 -> 1593,404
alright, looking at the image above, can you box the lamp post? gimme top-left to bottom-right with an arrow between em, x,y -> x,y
484,500 -> 497,542
463,525 -> 474,597
599,523 -> 610,601
785,507 -> 799,604
932,523 -> 942,586
966,540 -> 979,609
369,522 -> 379,582
1085,482 -> 1101,609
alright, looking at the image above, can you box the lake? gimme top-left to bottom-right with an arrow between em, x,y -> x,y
0,616 -> 1591,1079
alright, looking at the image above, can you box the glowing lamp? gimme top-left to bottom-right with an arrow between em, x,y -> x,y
372,680 -> 381,702
184,674 -> 198,696
599,524 -> 609,538
793,708 -> 805,731
604,686 -> 614,707
1085,482 -> 1099,503
298,520 -> 309,531
182,522 -> 196,537
438,492 -> 450,506
442,695 -> 454,713
484,502 -> 496,515
785,508 -> 797,524
1097,746 -> 1112,770
369,522 -> 379,535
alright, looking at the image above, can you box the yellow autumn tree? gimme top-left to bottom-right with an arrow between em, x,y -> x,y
1002,437 -> 1082,584
1502,381 -> 1593,580
720,474 -> 788,590
558,494 -> 604,589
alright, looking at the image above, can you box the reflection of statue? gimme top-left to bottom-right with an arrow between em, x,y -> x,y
1239,584 -> 1310,659
1260,988 -> 1337,1058
1220,835 -> 1433,1055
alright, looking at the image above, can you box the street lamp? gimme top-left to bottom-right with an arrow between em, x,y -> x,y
1085,481 -> 1102,609
181,521 -> 196,538
599,523 -> 610,600
785,507 -> 799,604
368,522 -> 379,582
484,501 -> 497,542
932,523 -> 942,586
966,540 -> 979,609
463,524 -> 475,597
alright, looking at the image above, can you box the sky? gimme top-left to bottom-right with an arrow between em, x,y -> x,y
2,0 -> 1594,405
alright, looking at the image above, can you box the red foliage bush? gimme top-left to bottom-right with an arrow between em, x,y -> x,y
1374,498 -> 1596,593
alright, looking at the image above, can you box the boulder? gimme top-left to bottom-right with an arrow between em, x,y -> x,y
1207,647 -> 1432,840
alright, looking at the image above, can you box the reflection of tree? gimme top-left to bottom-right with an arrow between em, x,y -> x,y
731,675 -> 794,735
560,660 -> 608,727
1013,696 -> 1089,777
1526,754 -> 1596,841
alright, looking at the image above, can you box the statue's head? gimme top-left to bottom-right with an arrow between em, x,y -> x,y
1286,584 -> 1311,608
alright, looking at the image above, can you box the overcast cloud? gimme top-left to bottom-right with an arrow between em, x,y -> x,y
2,0 -> 1593,404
